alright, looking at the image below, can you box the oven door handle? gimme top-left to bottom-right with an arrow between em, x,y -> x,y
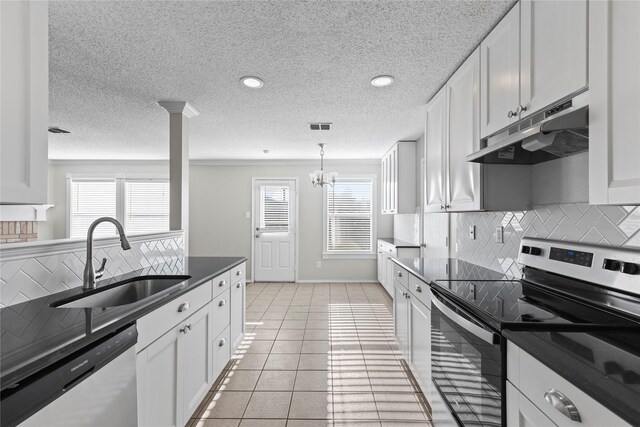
431,292 -> 499,345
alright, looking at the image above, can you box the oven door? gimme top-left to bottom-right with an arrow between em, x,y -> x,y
431,289 -> 503,427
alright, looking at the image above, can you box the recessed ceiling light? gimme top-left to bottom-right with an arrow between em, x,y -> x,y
240,76 -> 264,88
371,75 -> 395,88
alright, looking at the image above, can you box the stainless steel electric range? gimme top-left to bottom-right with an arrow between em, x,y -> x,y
429,237 -> 640,427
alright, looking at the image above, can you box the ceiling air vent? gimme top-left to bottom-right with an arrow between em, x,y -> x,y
309,123 -> 332,131
48,127 -> 70,134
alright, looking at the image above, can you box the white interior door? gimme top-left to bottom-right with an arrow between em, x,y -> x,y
253,179 -> 296,282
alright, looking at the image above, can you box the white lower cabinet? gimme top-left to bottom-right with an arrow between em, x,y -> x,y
230,278 -> 245,351
393,269 -> 432,395
507,341 -> 631,427
378,240 -> 420,298
212,326 -> 231,380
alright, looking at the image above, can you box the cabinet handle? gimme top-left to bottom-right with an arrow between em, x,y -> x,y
219,338 -> 227,347
218,299 -> 226,307
177,302 -> 190,313
397,271 -> 402,278
236,283 -> 241,288
180,324 -> 192,334
516,104 -> 527,115
219,280 -> 226,287
387,257 -> 391,260
415,285 -> 422,293
236,270 -> 242,276
544,389 -> 581,422
507,110 -> 517,118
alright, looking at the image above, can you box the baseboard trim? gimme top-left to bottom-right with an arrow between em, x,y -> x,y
295,279 -> 379,284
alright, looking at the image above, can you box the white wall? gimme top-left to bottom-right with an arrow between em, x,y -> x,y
42,161 -> 392,282
189,162 -> 392,282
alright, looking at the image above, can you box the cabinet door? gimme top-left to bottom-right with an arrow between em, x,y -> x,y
0,1 -> 48,204
390,147 -> 398,214
385,255 -> 395,297
183,306 -> 213,421
393,282 -> 409,357
230,279 -> 245,350
480,2 -> 520,138
213,326 -> 231,381
589,0 -> 640,205
409,297 -> 431,394
507,382 -> 558,427
377,250 -> 385,286
381,157 -> 387,213
520,0 -> 587,116
446,48 -> 482,212
137,328 -> 181,427
425,86 -> 447,212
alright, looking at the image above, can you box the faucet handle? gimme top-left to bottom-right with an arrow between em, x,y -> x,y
95,258 -> 107,279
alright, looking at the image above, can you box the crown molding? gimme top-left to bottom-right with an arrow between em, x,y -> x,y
157,101 -> 199,118
49,158 -> 381,166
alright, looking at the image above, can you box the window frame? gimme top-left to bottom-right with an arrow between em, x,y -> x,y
322,175 -> 377,259
66,173 -> 169,238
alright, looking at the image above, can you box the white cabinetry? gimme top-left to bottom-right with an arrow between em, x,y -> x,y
480,2 -> 521,138
392,264 -> 432,395
481,0 -> 588,139
426,48 -> 531,212
381,141 -> 416,214
507,341 -> 631,427
377,240 -> 420,297
137,304 -> 212,427
0,1 -> 49,204
229,263 -> 246,351
589,0 -> 640,205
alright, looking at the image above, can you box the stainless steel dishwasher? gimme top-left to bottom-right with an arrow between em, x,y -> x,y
1,324 -> 138,427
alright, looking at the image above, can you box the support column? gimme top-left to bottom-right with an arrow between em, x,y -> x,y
158,101 -> 199,255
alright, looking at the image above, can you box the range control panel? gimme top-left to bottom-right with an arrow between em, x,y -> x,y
549,247 -> 594,267
519,238 -> 640,296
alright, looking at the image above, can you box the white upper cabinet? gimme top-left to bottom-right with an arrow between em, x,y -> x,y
0,1 -> 49,204
425,87 -> 448,213
481,0 -> 588,139
446,48 -> 482,212
520,0 -> 588,116
589,0 -> 640,205
381,141 -> 416,214
480,2 -> 521,138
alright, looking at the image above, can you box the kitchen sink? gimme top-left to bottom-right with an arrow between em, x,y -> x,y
51,275 -> 191,309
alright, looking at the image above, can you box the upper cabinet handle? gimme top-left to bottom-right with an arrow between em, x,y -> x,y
508,110 -> 517,118
544,389 -> 581,422
516,104 -> 527,115
177,302 -> 190,313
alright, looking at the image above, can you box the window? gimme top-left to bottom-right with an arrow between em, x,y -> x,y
68,176 -> 169,238
324,177 -> 375,257
259,185 -> 290,232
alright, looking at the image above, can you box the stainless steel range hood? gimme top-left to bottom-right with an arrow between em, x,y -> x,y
467,91 -> 589,164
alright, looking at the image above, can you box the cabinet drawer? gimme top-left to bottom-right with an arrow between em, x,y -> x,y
211,288 -> 231,339
137,281 -> 212,351
212,326 -> 231,384
386,246 -> 398,258
392,263 -> 408,288
212,271 -> 231,299
231,262 -> 245,284
516,344 -> 631,427
408,274 -> 430,308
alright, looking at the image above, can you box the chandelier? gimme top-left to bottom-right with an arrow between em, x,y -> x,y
309,143 -> 338,188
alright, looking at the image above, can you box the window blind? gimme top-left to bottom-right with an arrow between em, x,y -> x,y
125,180 -> 170,234
259,185 -> 289,232
326,179 -> 373,253
70,180 -> 117,238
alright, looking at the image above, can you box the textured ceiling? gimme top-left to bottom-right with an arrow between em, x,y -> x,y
48,0 -> 514,160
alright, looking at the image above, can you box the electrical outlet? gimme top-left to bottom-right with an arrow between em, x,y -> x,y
495,226 -> 504,243
469,225 -> 476,240
245,211 -> 250,218
316,261 -> 322,268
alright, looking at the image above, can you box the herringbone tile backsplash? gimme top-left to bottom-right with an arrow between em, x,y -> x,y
457,203 -> 640,276
0,233 -> 184,307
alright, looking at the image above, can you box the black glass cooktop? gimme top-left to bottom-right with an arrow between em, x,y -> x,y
432,276 -> 640,331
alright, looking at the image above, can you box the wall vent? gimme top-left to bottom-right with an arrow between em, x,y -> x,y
309,123 -> 332,131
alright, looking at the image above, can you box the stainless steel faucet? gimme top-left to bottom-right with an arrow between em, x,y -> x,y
83,217 -> 131,290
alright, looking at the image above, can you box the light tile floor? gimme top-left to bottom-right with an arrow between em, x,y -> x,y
189,282 -> 433,427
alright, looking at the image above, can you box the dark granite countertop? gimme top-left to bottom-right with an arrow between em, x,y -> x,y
504,329 -> 640,426
392,257 -> 513,284
378,238 -> 420,248
0,256 -> 245,391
